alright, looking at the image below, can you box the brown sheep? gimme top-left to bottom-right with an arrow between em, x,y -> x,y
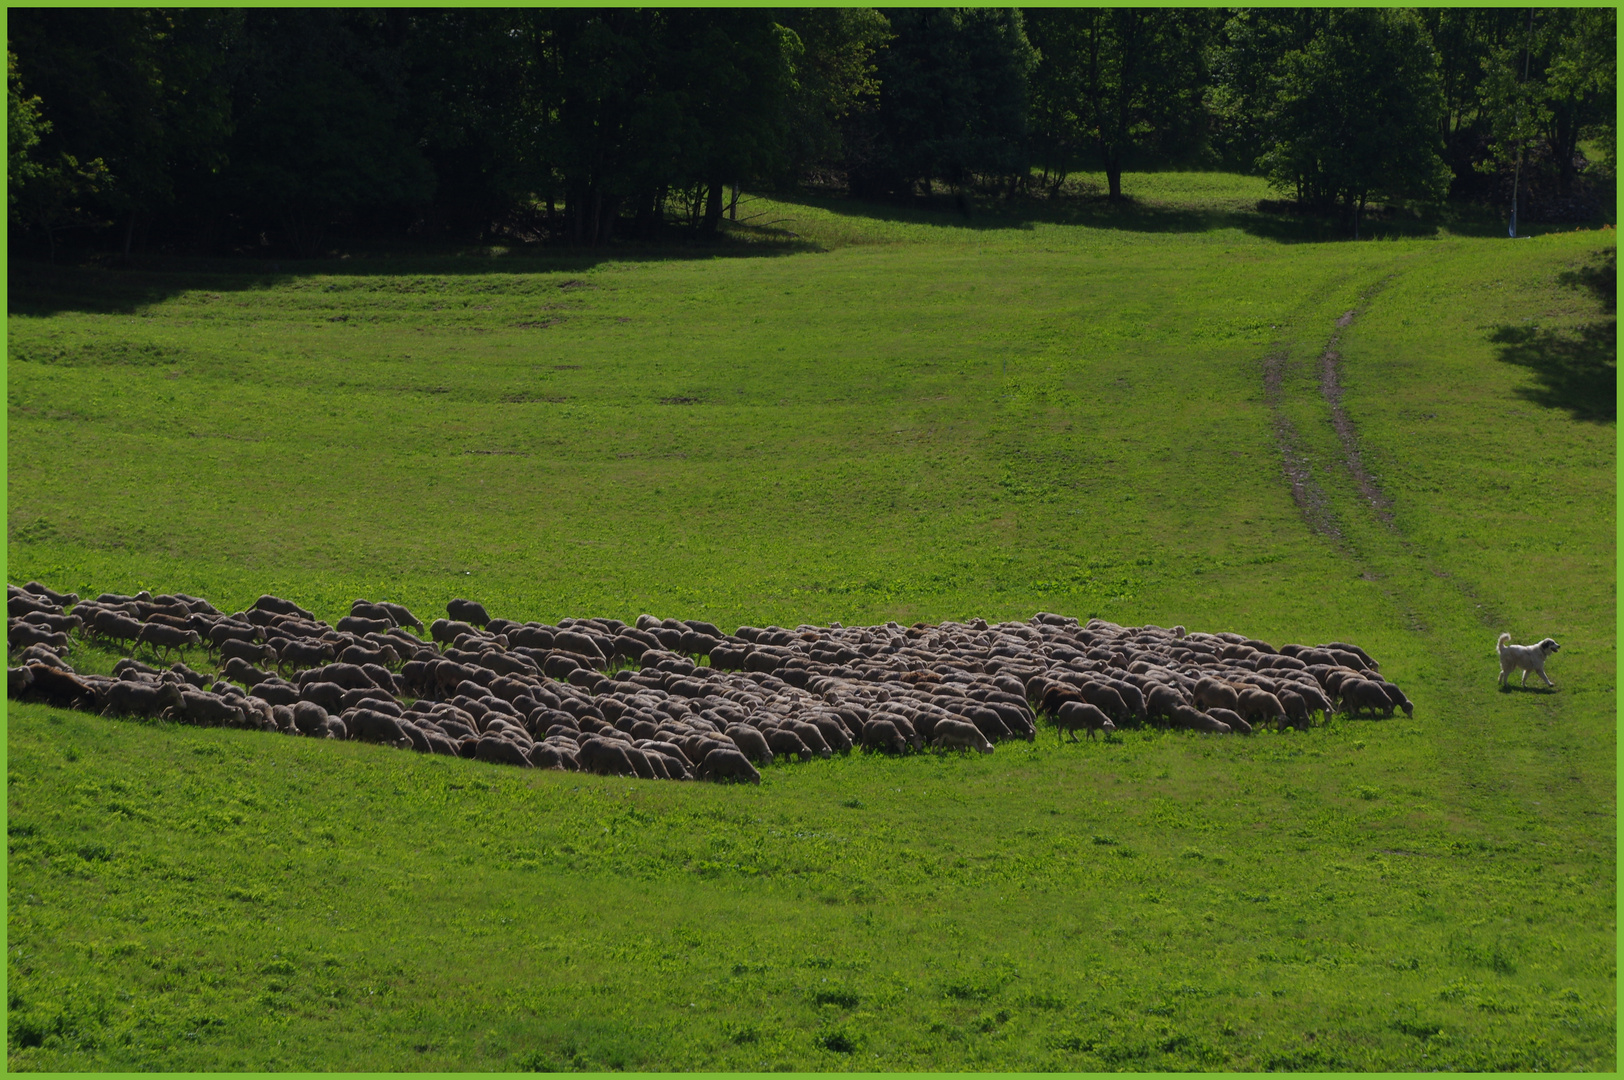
1276,688 -> 1313,729
765,728 -> 813,762
252,594 -> 316,621
579,736 -> 640,777
1338,679 -> 1396,718
346,707 -> 414,747
861,718 -> 908,755
102,679 -> 186,719
931,718 -> 994,754
220,637 -> 278,668
133,622 -> 201,659
1378,682 -> 1413,716
1144,683 -> 1185,725
21,581 -> 77,606
1073,681 -> 1130,723
8,622 -> 70,654
447,598 -> 491,627
168,689 -> 248,727
430,618 -> 481,646
697,747 -> 761,784
1206,707 -> 1252,735
1236,687 -> 1286,727
19,610 -> 82,634
292,701 -> 333,737
274,637 -> 334,672
221,656 -> 276,687
1054,700 -> 1114,741
785,719 -> 834,759
1192,676 -> 1240,714
298,681 -> 348,713
1168,704 -> 1231,733
475,735 -> 532,768
336,615 -> 393,637
725,724 -> 774,765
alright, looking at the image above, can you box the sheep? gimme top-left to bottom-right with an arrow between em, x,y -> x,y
1206,707 -> 1252,735
430,618 -> 482,646
1071,681 -> 1130,723
765,728 -> 813,762
252,594 -> 315,621
298,681 -> 348,714
15,644 -> 71,672
8,622 -> 71,654
785,719 -> 834,759
19,610 -> 82,634
291,701 -> 333,737
206,621 -> 263,652
273,637 -> 334,672
579,736 -> 640,777
134,622 -> 202,659
446,598 -> 491,627
167,689 -> 249,727
346,707 -> 415,748
1191,676 -> 1240,714
8,592 -> 59,618
697,747 -> 761,784
1168,704 -> 1231,733
860,718 -> 908,755
725,724 -> 774,764
1276,688 -> 1314,729
1378,681 -> 1414,716
1236,687 -> 1287,727
1338,679 -> 1396,718
931,718 -> 994,754
1054,700 -> 1115,741
1144,683 -> 1185,726
221,656 -> 276,687
21,581 -> 78,606
101,678 -> 186,719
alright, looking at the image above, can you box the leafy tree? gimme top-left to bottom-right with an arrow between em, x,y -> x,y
1028,8 -> 1217,199
1256,8 -> 1451,236
848,8 -> 1036,200
7,9 -> 233,255
1207,9 -> 1329,172
225,9 -> 434,256
775,8 -> 891,185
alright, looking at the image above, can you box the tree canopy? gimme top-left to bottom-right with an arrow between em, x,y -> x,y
6,6 -> 1614,254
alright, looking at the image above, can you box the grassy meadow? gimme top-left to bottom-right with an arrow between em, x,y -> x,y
5,173 -> 1616,1070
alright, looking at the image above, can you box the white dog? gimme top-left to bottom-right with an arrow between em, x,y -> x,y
1497,632 -> 1560,688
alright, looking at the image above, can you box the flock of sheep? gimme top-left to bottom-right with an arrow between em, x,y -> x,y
7,581 -> 1414,782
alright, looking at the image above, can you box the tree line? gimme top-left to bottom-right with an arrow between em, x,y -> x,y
7,7 -> 1615,256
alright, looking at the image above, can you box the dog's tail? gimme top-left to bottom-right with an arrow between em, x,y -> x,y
1497,632 -> 1511,647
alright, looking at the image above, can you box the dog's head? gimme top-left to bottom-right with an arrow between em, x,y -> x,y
1538,638 -> 1561,655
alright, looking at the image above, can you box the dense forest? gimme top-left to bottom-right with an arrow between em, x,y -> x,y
7,7 -> 1615,256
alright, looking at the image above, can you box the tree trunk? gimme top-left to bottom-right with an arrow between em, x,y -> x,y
1104,149 -> 1123,200
701,179 -> 724,235
123,213 -> 136,263
728,183 -> 739,221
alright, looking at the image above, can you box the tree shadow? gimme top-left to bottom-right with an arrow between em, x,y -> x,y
5,234 -> 824,317
1489,249 -> 1617,424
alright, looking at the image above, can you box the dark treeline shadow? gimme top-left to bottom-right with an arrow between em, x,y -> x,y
1490,248 -> 1616,424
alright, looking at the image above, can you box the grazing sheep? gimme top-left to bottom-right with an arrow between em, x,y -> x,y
931,718 -> 994,754
1276,688 -> 1314,729
22,581 -> 77,605
1054,700 -> 1115,741
1206,707 -> 1252,735
219,637 -> 277,668
785,719 -> 834,759
474,735 -> 531,768
1338,679 -> 1396,718
1377,681 -> 1414,716
765,728 -> 813,762
250,681 -> 302,707
298,681 -> 348,714
346,707 -> 414,747
1168,704 -> 1231,733
101,678 -> 186,719
291,701 -> 333,737
697,747 -> 762,784
430,618 -> 481,646
726,724 -> 774,764
1073,681 -> 1130,723
1236,687 -> 1287,727
8,665 -> 35,695
446,598 -> 491,627
221,656 -> 276,687
274,637 -> 334,671
861,718 -> 909,755
1192,676 -> 1240,714
252,594 -> 316,621
207,621 -> 263,652
579,736 -> 640,777
168,689 -> 248,727
1144,683 -> 1185,726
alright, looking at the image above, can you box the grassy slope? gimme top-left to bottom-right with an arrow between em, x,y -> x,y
6,175 -> 1616,1070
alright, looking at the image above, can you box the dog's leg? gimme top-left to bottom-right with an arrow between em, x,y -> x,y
1539,667 -> 1555,688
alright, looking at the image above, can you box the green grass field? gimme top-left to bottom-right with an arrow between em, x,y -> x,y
6,173 -> 1616,1070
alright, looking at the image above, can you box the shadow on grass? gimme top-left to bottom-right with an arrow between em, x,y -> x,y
1497,684 -> 1560,695
1489,250 -> 1617,424
6,232 -> 824,318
